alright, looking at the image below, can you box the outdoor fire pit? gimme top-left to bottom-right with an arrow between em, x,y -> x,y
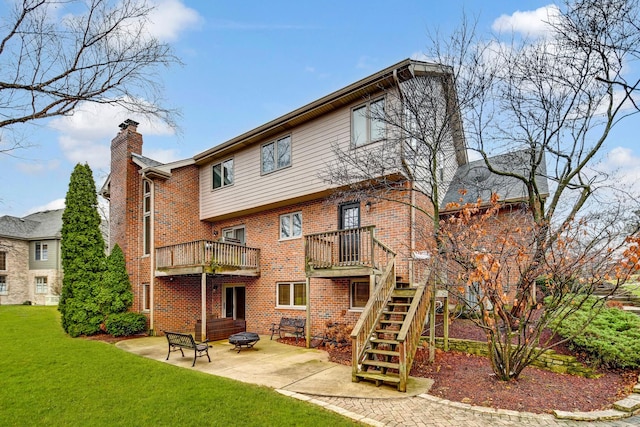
228,332 -> 260,353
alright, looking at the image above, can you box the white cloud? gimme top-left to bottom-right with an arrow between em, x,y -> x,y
145,147 -> 182,163
49,100 -> 176,170
599,146 -> 640,195
147,0 -> 202,42
492,5 -> 560,38
26,199 -> 65,215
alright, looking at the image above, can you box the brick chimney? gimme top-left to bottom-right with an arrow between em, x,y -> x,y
109,119 -> 143,260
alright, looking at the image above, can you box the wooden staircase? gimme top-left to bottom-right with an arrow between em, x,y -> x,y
351,257 -> 431,391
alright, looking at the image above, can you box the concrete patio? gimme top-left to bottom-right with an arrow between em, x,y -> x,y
116,335 -> 434,399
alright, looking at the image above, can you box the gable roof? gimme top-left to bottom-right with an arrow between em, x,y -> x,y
193,58 -> 464,165
440,150 -> 549,210
0,209 -> 64,240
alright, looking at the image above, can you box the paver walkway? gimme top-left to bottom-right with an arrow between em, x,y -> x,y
295,394 -> 640,426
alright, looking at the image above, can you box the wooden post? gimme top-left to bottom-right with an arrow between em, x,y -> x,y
201,272 -> 207,341
305,277 -> 311,348
429,283 -> 436,363
443,292 -> 449,351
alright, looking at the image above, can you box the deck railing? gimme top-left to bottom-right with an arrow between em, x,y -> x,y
304,226 -> 394,271
396,283 -> 430,392
156,240 -> 260,271
350,256 -> 396,381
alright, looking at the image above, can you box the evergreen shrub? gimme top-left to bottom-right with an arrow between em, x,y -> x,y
105,312 -> 148,337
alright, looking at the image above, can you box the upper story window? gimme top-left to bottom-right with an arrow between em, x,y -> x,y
0,251 -> 6,270
143,180 -> 151,256
352,97 -> 385,147
35,242 -> 48,261
279,212 -> 302,240
262,135 -> 291,174
213,159 -> 234,189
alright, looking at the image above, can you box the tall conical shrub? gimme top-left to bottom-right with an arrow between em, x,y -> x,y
58,163 -> 106,337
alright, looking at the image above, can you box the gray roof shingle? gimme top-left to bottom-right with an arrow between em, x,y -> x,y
441,150 -> 549,209
0,209 -> 64,240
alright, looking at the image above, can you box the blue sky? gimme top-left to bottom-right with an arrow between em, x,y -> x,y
0,0 -> 638,217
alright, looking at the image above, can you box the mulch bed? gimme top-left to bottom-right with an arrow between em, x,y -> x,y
279,318 -> 639,414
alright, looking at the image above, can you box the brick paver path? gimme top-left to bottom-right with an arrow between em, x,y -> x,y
293,393 -> 640,426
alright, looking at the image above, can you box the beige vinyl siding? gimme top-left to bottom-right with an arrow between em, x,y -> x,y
200,107 -> 351,220
29,240 -> 58,270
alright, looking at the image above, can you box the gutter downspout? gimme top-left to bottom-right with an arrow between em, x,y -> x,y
392,68 -> 416,286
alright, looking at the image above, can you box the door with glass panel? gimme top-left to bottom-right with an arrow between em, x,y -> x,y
223,284 -> 246,320
339,202 -> 360,264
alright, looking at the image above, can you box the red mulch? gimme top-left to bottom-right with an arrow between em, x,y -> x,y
279,318 -> 639,414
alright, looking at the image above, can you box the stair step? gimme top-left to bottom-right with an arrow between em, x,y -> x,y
383,310 -> 408,315
375,329 -> 400,335
371,338 -> 399,346
387,302 -> 411,307
355,371 -> 401,384
392,289 -> 416,297
380,319 -> 405,325
362,359 -> 400,370
365,348 -> 400,357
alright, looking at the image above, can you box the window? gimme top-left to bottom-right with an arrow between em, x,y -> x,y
352,98 -> 385,147
143,180 -> 151,256
0,251 -> 5,270
143,283 -> 151,311
35,242 -> 48,261
0,276 -> 6,295
279,212 -> 302,240
222,226 -> 245,245
262,135 -> 291,173
35,276 -> 47,294
350,280 -> 370,309
213,158 -> 234,189
277,282 -> 306,308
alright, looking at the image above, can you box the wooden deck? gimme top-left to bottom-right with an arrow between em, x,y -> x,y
155,240 -> 260,276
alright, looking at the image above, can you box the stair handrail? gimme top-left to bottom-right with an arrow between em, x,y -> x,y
350,255 -> 396,380
395,282 -> 431,392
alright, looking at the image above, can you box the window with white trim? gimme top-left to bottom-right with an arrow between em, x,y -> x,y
352,97 -> 385,147
276,282 -> 306,308
143,180 -> 151,256
35,276 -> 47,294
35,242 -> 48,261
279,212 -> 302,240
262,135 -> 291,174
350,280 -> 370,309
212,158 -> 234,189
143,283 -> 151,311
0,276 -> 7,295
0,251 -> 5,270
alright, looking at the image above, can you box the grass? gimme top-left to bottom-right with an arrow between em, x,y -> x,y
0,306 -> 357,426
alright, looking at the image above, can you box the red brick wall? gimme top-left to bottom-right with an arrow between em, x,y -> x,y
108,124 -> 434,337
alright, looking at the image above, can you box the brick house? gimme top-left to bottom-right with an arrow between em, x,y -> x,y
102,59 -> 481,390
0,209 -> 64,306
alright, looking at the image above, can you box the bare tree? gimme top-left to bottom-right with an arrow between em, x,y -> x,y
324,0 -> 640,380
0,0 -> 179,153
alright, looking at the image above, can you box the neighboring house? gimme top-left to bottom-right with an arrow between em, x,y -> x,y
0,209 -> 64,305
102,59 -> 538,390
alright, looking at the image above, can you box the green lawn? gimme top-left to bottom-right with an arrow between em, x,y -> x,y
0,306 -> 357,426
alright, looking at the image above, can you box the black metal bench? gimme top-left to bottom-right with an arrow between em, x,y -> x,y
269,317 -> 305,342
163,331 -> 211,367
